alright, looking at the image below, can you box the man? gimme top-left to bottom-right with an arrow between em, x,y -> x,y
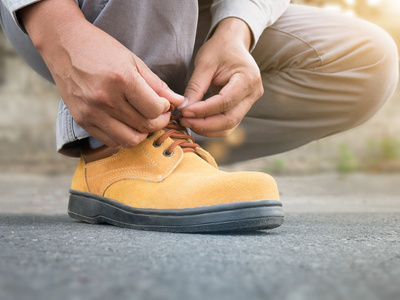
0,0 -> 398,232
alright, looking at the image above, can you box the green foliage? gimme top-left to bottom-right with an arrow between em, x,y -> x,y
273,158 -> 286,173
337,143 -> 358,173
380,138 -> 400,159
262,158 -> 286,174
338,138 -> 400,173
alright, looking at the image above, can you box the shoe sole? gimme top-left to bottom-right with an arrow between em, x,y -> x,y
68,190 -> 284,233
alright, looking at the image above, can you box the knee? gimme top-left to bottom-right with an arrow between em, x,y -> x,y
359,20 -> 399,84
343,20 -> 398,128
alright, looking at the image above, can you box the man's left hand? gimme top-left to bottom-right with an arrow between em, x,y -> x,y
179,17 -> 263,137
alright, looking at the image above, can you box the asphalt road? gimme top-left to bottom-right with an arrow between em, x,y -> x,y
1,172 -> 399,300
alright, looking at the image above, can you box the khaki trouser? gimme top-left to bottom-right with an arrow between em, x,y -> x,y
1,1 -> 398,163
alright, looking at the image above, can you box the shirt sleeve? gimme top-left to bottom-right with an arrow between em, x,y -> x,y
1,0 -> 42,33
208,0 -> 290,51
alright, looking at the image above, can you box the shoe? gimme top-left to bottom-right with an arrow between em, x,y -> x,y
68,115 -> 283,232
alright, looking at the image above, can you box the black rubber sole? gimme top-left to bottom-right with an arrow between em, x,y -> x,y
68,190 -> 284,233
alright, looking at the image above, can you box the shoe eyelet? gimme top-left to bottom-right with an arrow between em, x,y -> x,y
163,150 -> 173,157
153,141 -> 163,148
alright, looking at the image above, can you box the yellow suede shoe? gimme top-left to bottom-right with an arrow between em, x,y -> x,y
68,115 -> 283,232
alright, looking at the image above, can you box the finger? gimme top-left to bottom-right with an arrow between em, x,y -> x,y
181,62 -> 215,110
180,96 -> 253,136
182,73 -> 250,118
107,97 -> 171,133
193,127 -> 237,138
135,59 -> 184,107
93,116 -> 148,148
86,126 -> 120,148
123,70 -> 171,119
181,114 -> 239,137
180,114 -> 236,136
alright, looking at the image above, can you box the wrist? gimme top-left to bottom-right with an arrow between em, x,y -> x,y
19,0 -> 87,51
211,17 -> 252,51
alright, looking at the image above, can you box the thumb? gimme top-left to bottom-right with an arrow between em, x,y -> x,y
181,65 -> 214,111
136,59 -> 184,107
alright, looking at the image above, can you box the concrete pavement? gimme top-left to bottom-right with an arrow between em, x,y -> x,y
1,172 -> 399,300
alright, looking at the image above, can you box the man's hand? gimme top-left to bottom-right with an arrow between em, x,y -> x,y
20,0 -> 184,148
179,18 -> 263,137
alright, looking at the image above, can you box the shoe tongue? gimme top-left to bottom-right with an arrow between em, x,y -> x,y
180,151 -> 219,172
192,147 -> 218,169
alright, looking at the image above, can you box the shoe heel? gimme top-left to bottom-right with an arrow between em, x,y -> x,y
68,192 -> 104,224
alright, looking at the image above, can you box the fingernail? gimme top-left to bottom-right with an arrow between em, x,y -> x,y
178,97 -> 190,110
163,101 -> 171,113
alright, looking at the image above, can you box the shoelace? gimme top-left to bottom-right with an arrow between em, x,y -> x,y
152,111 -> 200,155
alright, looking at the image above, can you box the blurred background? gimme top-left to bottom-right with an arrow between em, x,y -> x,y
0,0 -> 399,174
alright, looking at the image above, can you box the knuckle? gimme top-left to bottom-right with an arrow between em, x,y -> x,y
193,122 -> 207,135
147,103 -> 165,119
144,110 -> 158,120
72,113 -> 85,127
139,120 -> 151,133
124,140 -> 136,148
139,119 -> 157,133
249,72 -> 264,100
225,116 -> 240,130
129,70 -> 143,89
256,85 -> 264,99
198,126 -> 207,135
107,141 -> 120,148
109,69 -> 129,85
221,95 -> 235,112
247,69 -> 261,85
92,90 -> 112,107
159,80 -> 168,90
186,81 -> 206,96
124,135 -> 143,148
131,69 -> 143,84
73,107 -> 92,127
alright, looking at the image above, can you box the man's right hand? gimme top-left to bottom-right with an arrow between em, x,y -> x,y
20,0 -> 184,148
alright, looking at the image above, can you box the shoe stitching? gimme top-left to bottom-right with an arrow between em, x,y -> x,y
87,112 -> 192,194
87,164 -> 154,182
86,144 -> 157,181
98,145 -> 182,194
138,142 -> 159,166
86,135 -> 165,182
83,159 -> 90,193
99,163 -> 176,194
85,147 -> 127,168
100,146 -> 181,186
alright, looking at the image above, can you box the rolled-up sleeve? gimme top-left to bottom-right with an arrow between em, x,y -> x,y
1,0 -> 42,32
208,0 -> 290,51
